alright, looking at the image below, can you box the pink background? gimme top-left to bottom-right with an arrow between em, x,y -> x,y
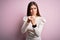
0,0 -> 60,40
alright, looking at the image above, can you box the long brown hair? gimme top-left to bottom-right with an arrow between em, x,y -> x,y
27,1 -> 41,17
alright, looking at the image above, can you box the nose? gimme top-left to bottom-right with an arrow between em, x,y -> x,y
32,9 -> 34,12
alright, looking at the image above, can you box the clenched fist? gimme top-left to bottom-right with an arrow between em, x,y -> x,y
27,16 -> 36,25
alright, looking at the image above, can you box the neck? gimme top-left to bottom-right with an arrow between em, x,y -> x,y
32,15 -> 37,18
32,15 -> 37,17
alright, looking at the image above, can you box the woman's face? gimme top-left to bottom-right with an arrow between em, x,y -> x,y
30,5 -> 37,16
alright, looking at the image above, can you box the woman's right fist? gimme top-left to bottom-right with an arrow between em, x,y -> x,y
27,16 -> 31,23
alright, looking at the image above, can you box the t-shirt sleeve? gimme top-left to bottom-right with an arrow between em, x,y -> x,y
21,16 -> 29,34
33,17 -> 46,37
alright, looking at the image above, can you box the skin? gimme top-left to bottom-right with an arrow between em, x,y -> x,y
27,5 -> 37,25
30,5 -> 37,16
27,5 -> 38,32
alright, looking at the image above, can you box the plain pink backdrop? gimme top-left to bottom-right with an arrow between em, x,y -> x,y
0,0 -> 60,40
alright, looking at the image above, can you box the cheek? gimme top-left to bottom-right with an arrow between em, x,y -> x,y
30,10 -> 32,13
34,9 -> 37,14
30,9 -> 37,13
35,9 -> 37,12
30,10 -> 32,15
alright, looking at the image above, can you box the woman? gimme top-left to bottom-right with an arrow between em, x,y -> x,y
21,1 -> 46,40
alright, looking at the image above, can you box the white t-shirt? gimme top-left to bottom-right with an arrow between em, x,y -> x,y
21,16 -> 46,40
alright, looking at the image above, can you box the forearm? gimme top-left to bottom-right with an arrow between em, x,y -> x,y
32,24 -> 40,37
21,21 -> 29,34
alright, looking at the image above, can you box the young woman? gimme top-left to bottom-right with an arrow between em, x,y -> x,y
21,1 -> 46,40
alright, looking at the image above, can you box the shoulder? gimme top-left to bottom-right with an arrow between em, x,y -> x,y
37,16 -> 46,23
23,16 -> 28,22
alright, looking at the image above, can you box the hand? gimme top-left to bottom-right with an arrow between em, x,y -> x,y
27,16 -> 31,23
27,29 -> 35,32
29,16 -> 36,25
27,16 -> 36,25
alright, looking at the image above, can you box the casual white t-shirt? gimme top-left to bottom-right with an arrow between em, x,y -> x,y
21,16 -> 46,40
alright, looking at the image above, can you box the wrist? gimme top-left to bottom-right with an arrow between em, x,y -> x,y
32,22 -> 36,25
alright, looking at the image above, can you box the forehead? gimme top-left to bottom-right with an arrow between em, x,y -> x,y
30,5 -> 37,8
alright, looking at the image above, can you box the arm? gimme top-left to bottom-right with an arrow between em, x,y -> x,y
32,18 -> 46,37
21,16 -> 29,34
